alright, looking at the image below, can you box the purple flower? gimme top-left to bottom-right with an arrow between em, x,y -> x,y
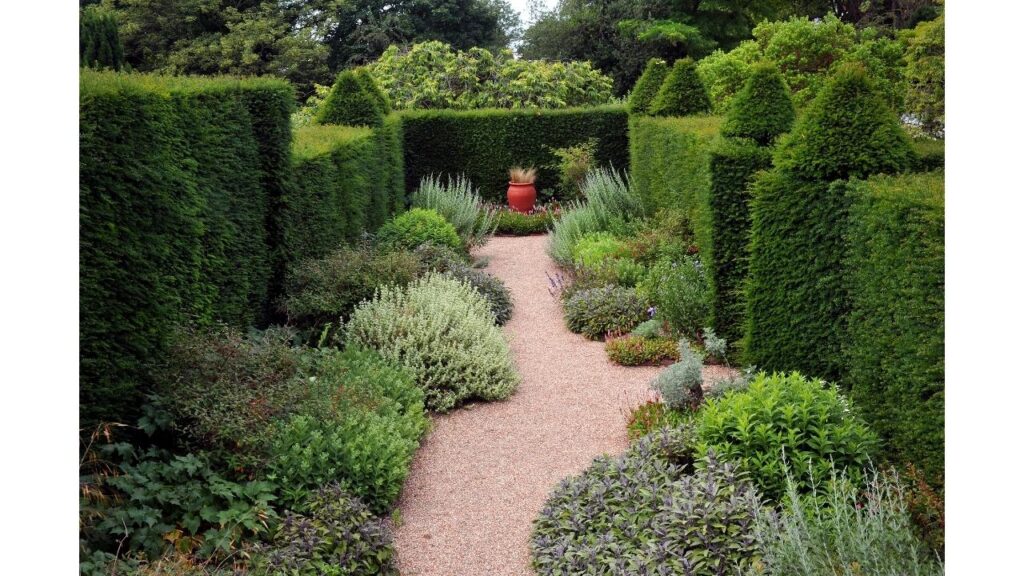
647,306 -> 657,319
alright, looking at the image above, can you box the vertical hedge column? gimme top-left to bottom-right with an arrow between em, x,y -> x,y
845,172 -> 944,485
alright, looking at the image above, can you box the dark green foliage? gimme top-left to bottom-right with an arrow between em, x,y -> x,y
911,137 -> 944,172
260,484 -> 397,575
92,448 -> 277,560
695,372 -> 878,503
402,106 -> 629,202
628,116 -> 720,244
494,208 -> 554,235
280,243 -> 422,334
774,64 -> 913,183
745,65 -> 913,378
649,58 -> 712,117
80,71 -> 293,426
627,58 -> 669,114
706,139 -> 772,343
355,67 -> 391,114
721,63 -> 795,145
377,208 -> 462,252
316,70 -> 384,127
531,430 -> 762,575
80,6 -> 125,70
564,285 -> 648,340
845,173 -> 944,485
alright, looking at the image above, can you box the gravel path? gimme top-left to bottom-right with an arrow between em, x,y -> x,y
393,234 -> 733,575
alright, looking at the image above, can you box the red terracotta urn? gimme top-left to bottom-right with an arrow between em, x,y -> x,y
507,182 -> 537,213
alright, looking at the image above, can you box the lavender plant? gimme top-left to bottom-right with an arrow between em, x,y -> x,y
650,340 -> 705,411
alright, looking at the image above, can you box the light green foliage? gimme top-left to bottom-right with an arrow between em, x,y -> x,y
845,172 -> 944,485
702,327 -> 728,362
531,431 -> 762,575
649,58 -> 712,117
754,14 -> 857,107
631,318 -> 665,339
637,255 -> 711,340
605,335 -> 679,366
721,63 -> 795,145
80,5 -> 125,70
291,83 -> 331,128
549,138 -> 598,200
564,285 -> 648,340
368,41 -> 613,109
418,244 -> 515,326
548,169 -> 643,266
904,13 -> 944,138
750,469 -> 943,576
695,372 -> 878,503
571,232 -> 630,266
650,340 -> 705,411
628,58 -> 669,114
696,42 -> 760,113
316,70 -> 384,127
377,208 -> 462,252
344,274 -> 520,411
259,483 -> 398,575
411,175 -> 497,248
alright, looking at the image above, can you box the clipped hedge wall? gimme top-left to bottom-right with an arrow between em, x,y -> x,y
706,139 -> 772,343
81,71 -> 295,425
845,172 -> 944,484
284,120 -> 404,271
911,137 -> 945,172
401,106 -> 629,201
628,115 -> 721,251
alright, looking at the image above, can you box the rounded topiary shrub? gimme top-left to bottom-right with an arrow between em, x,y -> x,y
695,371 -> 878,503
628,58 -> 669,115
564,285 -> 648,340
259,483 -> 397,575
377,208 -> 462,252
721,62 -> 796,145
649,58 -> 712,117
344,273 -> 520,411
316,70 -> 384,127
532,428 -> 762,575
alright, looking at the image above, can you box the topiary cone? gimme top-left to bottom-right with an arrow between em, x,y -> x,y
316,70 -> 384,127
721,62 -> 795,145
649,58 -> 711,117
628,58 -> 669,115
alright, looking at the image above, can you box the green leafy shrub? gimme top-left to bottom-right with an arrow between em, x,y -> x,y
94,448 -> 277,560
696,42 -> 759,113
369,41 -> 613,110
315,70 -> 383,127
260,483 -> 397,575
702,328 -> 728,363
80,71 -> 293,425
695,372 -> 878,502
571,231 -> 630,265
80,5 -> 124,70
745,65 -> 913,379
650,340 -> 705,411
549,138 -> 598,200
344,274 -> 520,411
376,208 -> 462,252
402,106 -> 629,203
750,469 -> 943,576
548,168 -> 643,266
649,58 -> 712,117
720,63 -> 795,145
605,335 -> 679,366
531,432 -> 761,575
630,318 -> 664,339
494,207 -> 554,235
354,67 -> 390,114
845,172 -> 944,485
421,248 -> 514,325
904,13 -> 944,138
266,347 -> 427,513
625,401 -> 690,440
563,285 -> 648,340
410,174 -> 496,248
280,243 -> 422,333
628,58 -> 669,115
638,255 -> 711,340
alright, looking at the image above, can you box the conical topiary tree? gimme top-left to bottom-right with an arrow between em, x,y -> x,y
649,58 -> 711,117
80,6 -> 124,70
744,62 -> 914,380
355,67 -> 391,114
774,63 -> 913,182
721,63 -> 795,145
316,70 -> 384,127
628,58 -> 669,115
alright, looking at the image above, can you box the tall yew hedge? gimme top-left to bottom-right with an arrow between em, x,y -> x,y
845,172 -> 944,484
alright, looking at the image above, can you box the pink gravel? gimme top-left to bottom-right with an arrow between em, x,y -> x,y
392,234 -> 734,575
